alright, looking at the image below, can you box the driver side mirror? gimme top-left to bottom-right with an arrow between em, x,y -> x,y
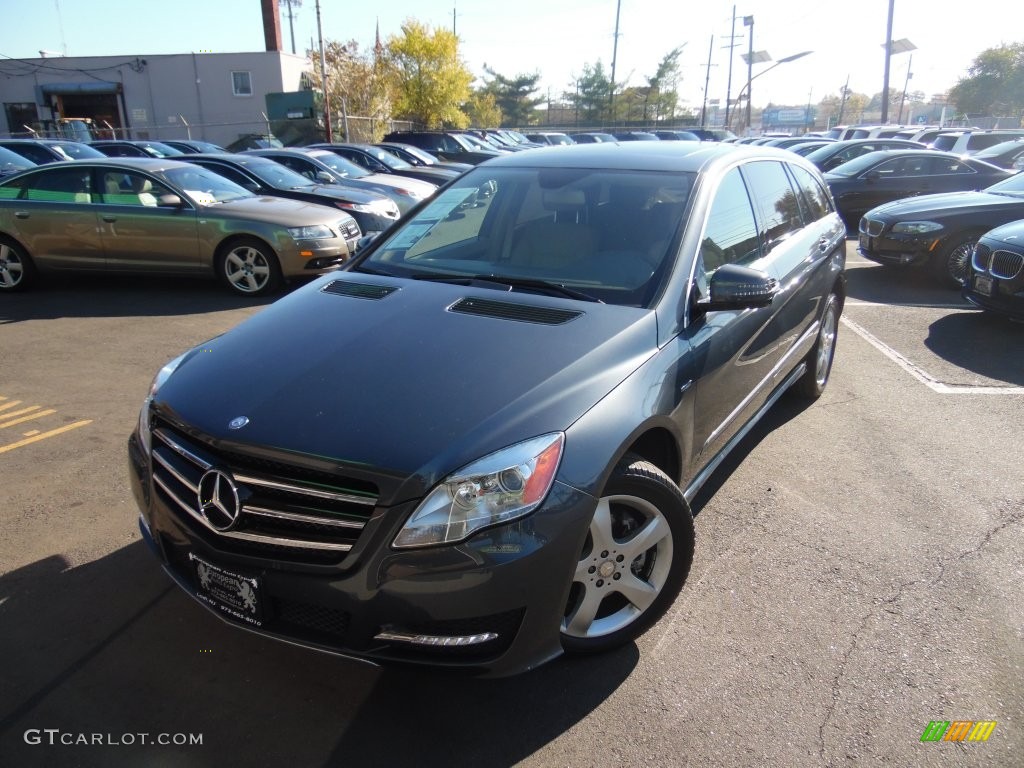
697,263 -> 778,314
315,171 -> 335,184
157,193 -> 184,208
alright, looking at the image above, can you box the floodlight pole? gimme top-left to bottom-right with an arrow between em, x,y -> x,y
881,0 -> 895,123
744,15 -> 754,133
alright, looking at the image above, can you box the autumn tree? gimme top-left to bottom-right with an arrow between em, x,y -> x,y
304,40 -> 392,141
948,43 -> 1024,119
384,20 -> 474,129
480,68 -> 544,127
464,90 -> 503,128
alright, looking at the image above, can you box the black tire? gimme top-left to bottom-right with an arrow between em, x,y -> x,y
931,232 -> 979,289
216,237 -> 282,297
561,454 -> 695,654
792,292 -> 841,400
0,237 -> 37,292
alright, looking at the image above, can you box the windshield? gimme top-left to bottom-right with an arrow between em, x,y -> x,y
985,172 -> 1024,195
356,166 -> 695,308
244,159 -> 316,188
364,146 -> 412,170
391,144 -> 436,164
0,146 -> 34,174
974,140 -> 1024,160
53,142 -> 104,159
307,151 -> 370,179
162,165 -> 255,204
140,142 -> 184,157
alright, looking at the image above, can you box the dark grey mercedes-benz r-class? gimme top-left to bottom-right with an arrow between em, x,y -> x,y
128,141 -> 847,676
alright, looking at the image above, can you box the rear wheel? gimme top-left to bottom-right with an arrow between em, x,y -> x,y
561,455 -> 694,653
932,233 -> 979,288
216,238 -> 282,296
0,238 -> 36,292
793,292 -> 840,400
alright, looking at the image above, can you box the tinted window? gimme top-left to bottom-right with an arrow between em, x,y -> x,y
699,167 -> 759,274
788,165 -> 832,220
741,161 -> 804,250
869,155 -> 936,178
931,134 -> 960,152
3,144 -> 53,164
191,162 -> 255,189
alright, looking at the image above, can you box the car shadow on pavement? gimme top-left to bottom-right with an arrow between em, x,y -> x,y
844,261 -> 965,306
925,311 -> 1024,386
689,391 -> 814,517
0,273 -> 296,324
0,540 -> 637,767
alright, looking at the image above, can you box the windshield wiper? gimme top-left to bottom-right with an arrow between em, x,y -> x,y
413,273 -> 602,303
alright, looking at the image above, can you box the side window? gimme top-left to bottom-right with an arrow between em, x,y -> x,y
100,171 -> 171,206
699,167 -> 759,276
788,165 -> 833,221
935,159 -> 976,175
274,156 -> 314,179
741,161 -> 804,249
7,145 -> 52,164
24,167 -> 93,203
870,155 -> 930,178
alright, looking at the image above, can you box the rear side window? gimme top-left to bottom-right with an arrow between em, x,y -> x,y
3,144 -> 53,164
787,165 -> 833,220
22,167 -> 93,203
740,161 -> 804,251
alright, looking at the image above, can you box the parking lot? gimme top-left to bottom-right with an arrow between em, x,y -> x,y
1,241 -> 1021,767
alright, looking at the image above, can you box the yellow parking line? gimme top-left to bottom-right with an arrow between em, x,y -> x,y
0,405 -> 42,421
0,409 -> 56,429
0,420 -> 92,454
0,400 -> 24,411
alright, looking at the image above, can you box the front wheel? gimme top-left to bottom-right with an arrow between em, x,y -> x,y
792,292 -> 840,400
932,233 -> 978,288
216,238 -> 282,296
561,456 -> 694,653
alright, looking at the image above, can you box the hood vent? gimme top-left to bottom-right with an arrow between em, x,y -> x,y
321,280 -> 398,300
449,297 -> 582,325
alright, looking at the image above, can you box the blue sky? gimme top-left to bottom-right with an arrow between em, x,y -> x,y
0,0 -> 1016,111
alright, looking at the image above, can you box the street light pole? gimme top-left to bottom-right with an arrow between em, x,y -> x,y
744,15 -> 754,135
881,0 -> 895,123
732,51 -> 813,132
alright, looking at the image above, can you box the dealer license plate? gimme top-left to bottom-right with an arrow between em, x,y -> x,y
189,552 -> 263,627
859,233 -> 873,252
974,275 -> 994,297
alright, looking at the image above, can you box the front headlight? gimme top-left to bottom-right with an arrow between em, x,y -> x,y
137,352 -> 187,455
393,433 -> 564,549
336,200 -> 400,218
287,224 -> 335,240
891,221 -> 944,235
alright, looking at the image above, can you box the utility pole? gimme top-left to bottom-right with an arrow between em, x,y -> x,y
837,74 -> 850,124
700,35 -> 714,129
609,0 -> 622,121
280,0 -> 302,55
315,0 -> 333,141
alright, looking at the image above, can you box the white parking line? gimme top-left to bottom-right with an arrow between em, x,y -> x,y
841,317 -> 1024,395
845,299 -> 970,310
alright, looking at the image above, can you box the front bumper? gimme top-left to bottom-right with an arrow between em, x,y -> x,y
856,227 -> 938,268
962,271 -> 1024,321
128,431 -> 595,677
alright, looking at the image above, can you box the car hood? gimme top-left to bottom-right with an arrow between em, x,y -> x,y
154,275 -> 657,504
305,184 -> 391,205
204,196 -> 350,226
981,218 -> 1024,246
360,172 -> 436,196
867,190 -> 1024,219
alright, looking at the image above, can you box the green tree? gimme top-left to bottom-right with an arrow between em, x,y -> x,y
948,43 -> 1024,118
644,47 -> 684,121
481,68 -> 544,127
566,61 -> 614,124
385,19 -> 473,128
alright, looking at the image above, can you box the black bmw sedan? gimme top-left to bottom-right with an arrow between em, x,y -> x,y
962,219 -> 1024,321
128,142 -> 847,676
825,149 -> 1013,232
858,171 -> 1024,286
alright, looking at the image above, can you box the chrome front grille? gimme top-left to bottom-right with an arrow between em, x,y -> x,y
150,423 -> 377,560
339,219 -> 361,239
860,218 -> 884,237
991,249 -> 1024,279
972,242 -> 992,271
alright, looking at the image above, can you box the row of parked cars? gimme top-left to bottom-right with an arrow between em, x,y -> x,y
1,127 -> 1022,319
754,131 -> 1024,319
